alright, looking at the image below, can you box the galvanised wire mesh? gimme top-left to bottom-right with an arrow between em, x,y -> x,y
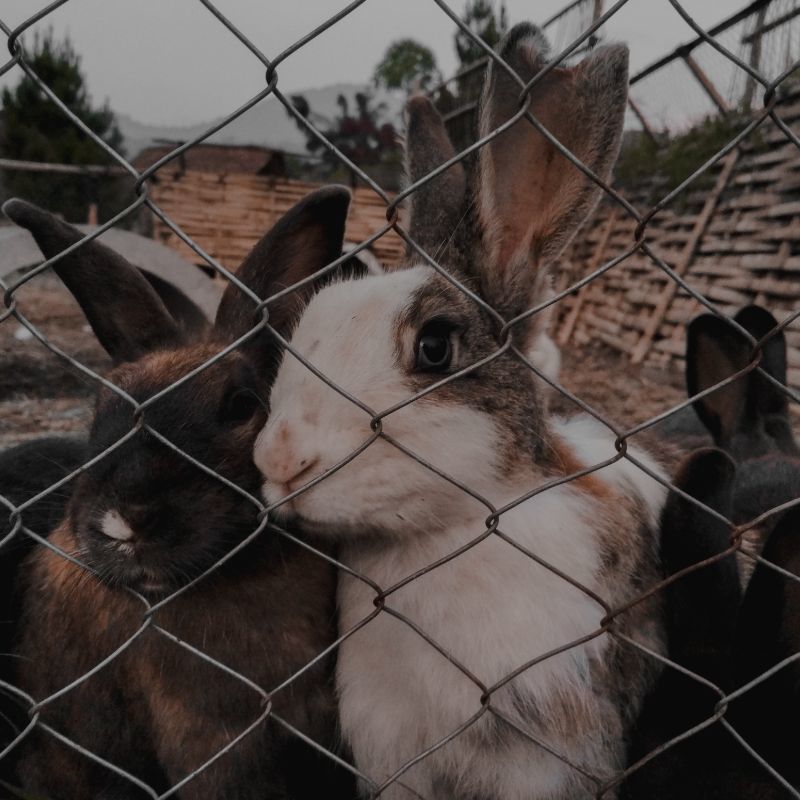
0,0 -> 799,798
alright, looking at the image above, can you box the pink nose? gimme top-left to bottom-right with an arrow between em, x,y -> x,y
256,419 -> 319,489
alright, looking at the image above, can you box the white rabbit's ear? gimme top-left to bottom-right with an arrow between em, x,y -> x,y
404,95 -> 467,261
2,198 -> 185,364
476,24 -> 628,311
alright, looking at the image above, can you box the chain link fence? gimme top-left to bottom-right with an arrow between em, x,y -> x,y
1,0 -> 799,797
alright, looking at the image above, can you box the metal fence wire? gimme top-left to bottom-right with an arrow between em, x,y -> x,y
1,0 -> 800,797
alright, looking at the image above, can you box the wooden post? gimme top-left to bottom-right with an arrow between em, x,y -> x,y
588,0 -> 604,48
627,97 -> 659,147
630,148 -> 740,364
557,208 -> 618,346
86,203 -> 98,225
742,4 -> 769,109
684,54 -> 731,115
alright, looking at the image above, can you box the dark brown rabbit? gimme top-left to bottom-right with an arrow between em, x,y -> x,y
2,193 -> 357,799
686,306 -> 800,791
687,305 -> 800,571
0,436 -> 88,782
0,277 -> 208,776
732,505 -> 800,791
621,448 -> 791,798
624,305 -> 800,797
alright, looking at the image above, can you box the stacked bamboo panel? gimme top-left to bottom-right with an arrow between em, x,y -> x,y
556,82 -> 800,393
148,172 -> 405,271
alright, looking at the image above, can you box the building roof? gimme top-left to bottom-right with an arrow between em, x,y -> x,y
132,142 -> 287,177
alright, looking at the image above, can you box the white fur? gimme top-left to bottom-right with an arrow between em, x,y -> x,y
554,415 -> 667,529
100,510 -> 134,542
527,331 -> 561,383
255,269 -> 666,799
337,489 -> 609,800
255,267 -> 499,534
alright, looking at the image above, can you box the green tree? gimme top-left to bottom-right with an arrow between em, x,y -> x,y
0,30 -> 125,223
455,0 -> 508,68
373,39 -> 440,93
433,1 -> 509,152
287,91 -> 401,188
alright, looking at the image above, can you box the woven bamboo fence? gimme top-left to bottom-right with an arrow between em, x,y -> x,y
149,172 -> 405,271
556,81 -> 800,391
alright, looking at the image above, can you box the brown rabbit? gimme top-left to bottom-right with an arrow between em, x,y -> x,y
2,192 -> 357,799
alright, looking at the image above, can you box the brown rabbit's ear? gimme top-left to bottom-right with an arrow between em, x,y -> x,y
734,304 -> 788,417
686,314 -> 752,445
2,199 -> 184,364
404,95 -> 467,263
476,24 -> 628,315
214,186 -> 351,372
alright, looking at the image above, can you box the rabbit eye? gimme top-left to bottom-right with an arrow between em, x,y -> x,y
415,320 -> 454,372
221,388 -> 263,426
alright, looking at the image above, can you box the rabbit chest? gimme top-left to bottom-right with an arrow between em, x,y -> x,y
16,526 -> 341,798
335,418 -> 666,800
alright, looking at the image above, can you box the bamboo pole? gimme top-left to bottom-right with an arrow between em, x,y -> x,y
684,54 -> 732,115
630,149 -> 740,364
557,208 -> 618,346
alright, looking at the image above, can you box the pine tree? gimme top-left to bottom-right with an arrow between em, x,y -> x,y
0,30 -> 125,222
455,0 -> 508,68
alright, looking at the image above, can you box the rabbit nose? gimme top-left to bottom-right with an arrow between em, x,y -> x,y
255,419 -> 319,488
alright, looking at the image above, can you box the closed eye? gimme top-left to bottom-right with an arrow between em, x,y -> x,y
220,387 -> 265,426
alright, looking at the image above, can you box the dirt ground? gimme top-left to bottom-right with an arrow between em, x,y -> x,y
553,347 -> 686,431
0,273 -> 107,448
0,272 -> 692,453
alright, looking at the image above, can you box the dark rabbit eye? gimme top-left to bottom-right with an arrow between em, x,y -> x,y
221,388 -> 263,426
415,320 -> 454,373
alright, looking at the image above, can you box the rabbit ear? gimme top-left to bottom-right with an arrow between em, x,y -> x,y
734,304 -> 789,417
2,199 -> 184,364
686,314 -> 752,446
660,447 -> 740,672
214,186 -> 351,374
139,272 -> 210,337
475,24 -> 628,317
404,95 -> 467,263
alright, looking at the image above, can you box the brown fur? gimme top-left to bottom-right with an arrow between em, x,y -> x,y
404,94 -> 468,266
5,191 -> 358,798
546,436 -> 614,500
17,524 -> 341,797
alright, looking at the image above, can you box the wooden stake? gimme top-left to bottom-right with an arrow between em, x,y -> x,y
630,148 -> 740,364
627,97 -> 659,147
684,54 -> 731,115
557,208 -> 618,346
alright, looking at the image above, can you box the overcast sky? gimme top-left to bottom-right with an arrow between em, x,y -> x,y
0,0 -> 752,127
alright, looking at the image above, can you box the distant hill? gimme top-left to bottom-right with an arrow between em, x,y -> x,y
117,83 -> 405,161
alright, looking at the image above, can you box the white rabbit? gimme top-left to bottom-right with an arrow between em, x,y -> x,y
255,24 -> 666,800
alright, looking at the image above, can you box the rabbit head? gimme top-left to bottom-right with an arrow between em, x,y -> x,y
3,189 -> 351,594
255,24 -> 629,536
686,304 -> 800,564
